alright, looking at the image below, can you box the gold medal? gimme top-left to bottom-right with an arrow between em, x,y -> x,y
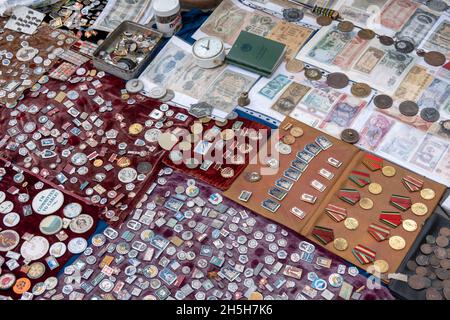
389,235 -> 406,250
402,219 -> 418,232
359,197 -> 374,210
199,117 -> 211,123
420,188 -> 435,200
290,126 -> 303,137
285,59 -> 304,73
368,182 -> 382,195
333,237 -> 348,251
116,157 -> 131,168
344,217 -> 359,230
382,166 -> 396,177
282,134 -> 295,145
93,159 -> 103,167
373,260 -> 389,273
411,202 -> 428,216
128,123 -> 143,135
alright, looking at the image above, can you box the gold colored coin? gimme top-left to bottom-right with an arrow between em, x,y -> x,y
116,157 -> 131,168
368,182 -> 382,195
290,126 -> 304,138
215,120 -> 228,127
285,59 -> 304,73
411,202 -> 428,216
190,122 -> 203,135
359,197 -> 374,210
382,166 -> 396,177
344,217 -> 359,230
199,117 -> 211,123
420,188 -> 435,200
121,93 -> 130,100
249,291 -> 263,300
351,82 -> 371,98
93,159 -> 103,167
128,123 -> 143,135
402,219 -> 418,232
333,237 -> 348,251
282,134 -> 295,145
389,235 -> 406,250
373,260 -> 389,273
221,129 -> 235,141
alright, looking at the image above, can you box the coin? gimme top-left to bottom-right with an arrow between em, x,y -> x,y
316,15 -> 332,26
290,126 -> 303,137
249,291 -> 263,300
424,51 -> 446,67
304,68 -> 322,80
402,219 -> 418,232
420,107 -> 440,122
359,197 -> 374,210
395,39 -> 415,53
399,100 -> 419,116
326,72 -> 349,89
285,59 -> 304,73
440,227 -> 450,237
337,21 -> 354,32
421,243 -> 433,255
344,217 -> 359,230
426,287 -> 443,300
389,236 -> 406,250
333,237 -> 348,251
221,129 -> 235,141
368,182 -> 382,195
340,128 -> 359,144
436,236 -> 449,248
190,122 -> 203,134
408,275 -> 429,290
282,134 -> 295,145
358,29 -> 375,40
416,254 -> 430,266
378,35 -> 394,46
407,260 -> 418,271
128,123 -> 143,135
373,260 -> 389,273
382,166 -> 396,177
351,82 -> 371,98
412,202 -> 428,216
420,188 -> 436,200
373,94 -> 393,109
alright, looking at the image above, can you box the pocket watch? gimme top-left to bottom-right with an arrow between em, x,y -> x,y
192,36 -> 226,69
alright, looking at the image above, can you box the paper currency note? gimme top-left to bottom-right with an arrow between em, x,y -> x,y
358,112 -> 395,150
427,121 -> 450,140
319,95 -> 365,136
259,74 -> 291,99
243,12 -> 277,37
297,88 -> 343,119
435,150 -> 450,183
338,6 -> 371,25
93,0 -> 153,32
379,123 -> 425,161
271,82 -> 310,115
395,8 -> 438,46
352,46 -> 385,74
393,65 -> 434,101
141,42 -> 190,88
267,21 -> 313,60
200,0 -> 248,45
379,0 -> 419,31
420,16 -> 450,59
417,78 -> 450,111
333,35 -> 369,70
410,134 -> 449,171
338,0 -> 389,26
201,69 -> 257,114
306,27 -> 356,65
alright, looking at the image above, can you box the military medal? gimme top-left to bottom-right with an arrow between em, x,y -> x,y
368,223 -> 390,242
348,170 -> 370,187
312,226 -> 334,245
362,154 -> 383,171
402,175 -> 424,192
379,211 -> 402,228
325,204 -> 347,222
390,194 -> 412,211
338,188 -> 360,205
352,244 -> 376,265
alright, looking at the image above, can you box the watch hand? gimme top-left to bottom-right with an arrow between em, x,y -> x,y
206,40 -> 210,50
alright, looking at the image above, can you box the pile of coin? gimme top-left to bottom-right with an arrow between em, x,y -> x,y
406,226 -> 450,300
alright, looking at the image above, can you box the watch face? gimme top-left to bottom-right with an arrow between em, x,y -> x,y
193,37 -> 223,59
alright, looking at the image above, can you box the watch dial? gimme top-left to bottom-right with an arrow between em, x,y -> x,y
194,38 -> 223,59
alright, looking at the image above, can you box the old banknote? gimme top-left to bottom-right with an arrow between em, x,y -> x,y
379,123 -> 426,162
358,112 -> 395,151
140,41 -> 190,88
395,8 -> 438,46
243,12 -> 277,37
435,150 -> 450,183
297,88 -> 343,119
333,36 -> 370,69
201,69 -> 257,114
267,21 -> 313,60
338,0 -> 389,25
420,16 -> 450,60
410,134 -> 449,172
352,46 -> 385,74
417,78 -> 450,111
271,82 -> 311,115
378,0 -> 419,31
92,0 -> 153,32
259,74 -> 291,99
393,65 -> 434,101
199,0 -> 248,45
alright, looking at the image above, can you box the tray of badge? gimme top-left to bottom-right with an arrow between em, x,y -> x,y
388,207 -> 450,299
92,20 -> 163,80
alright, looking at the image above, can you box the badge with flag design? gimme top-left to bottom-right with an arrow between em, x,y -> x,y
325,204 -> 347,222
368,223 -> 391,241
390,194 -> 412,211
338,188 -> 361,205
312,226 -> 334,245
352,244 -> 376,265
348,170 -> 370,187
379,211 -> 402,228
362,154 -> 383,171
402,175 -> 423,192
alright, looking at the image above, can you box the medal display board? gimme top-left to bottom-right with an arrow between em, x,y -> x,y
0,158 -> 102,299
0,61 -> 194,225
225,117 -> 446,276
0,18 -> 77,106
162,116 -> 269,190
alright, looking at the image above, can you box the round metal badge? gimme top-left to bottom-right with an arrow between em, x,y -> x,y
63,202 -> 83,218
27,262 -> 46,279
69,214 -> 94,234
49,242 -> 67,258
20,236 -> 50,261
32,188 -> 64,215
0,230 -> 20,252
67,237 -> 88,254
39,215 -> 63,235
118,167 -> 138,183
